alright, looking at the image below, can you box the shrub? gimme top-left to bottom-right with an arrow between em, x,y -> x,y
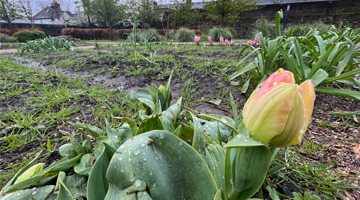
136,29 -> 163,42
208,27 -> 232,42
0,28 -> 44,36
166,30 -> 176,40
284,21 -> 329,37
0,33 -> 17,43
252,17 -> 276,39
175,28 -> 196,42
13,30 -> 46,43
227,27 -> 238,38
62,28 -> 201,41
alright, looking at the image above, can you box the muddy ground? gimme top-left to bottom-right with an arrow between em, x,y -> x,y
1,45 -> 359,199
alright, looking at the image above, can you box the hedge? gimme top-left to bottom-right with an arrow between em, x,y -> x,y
61,28 -> 201,40
13,30 -> 46,43
0,28 -> 44,36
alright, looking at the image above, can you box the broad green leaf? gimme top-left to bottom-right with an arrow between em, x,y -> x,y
310,69 -> 329,87
136,114 -> 164,135
204,143 -> 226,192
74,154 -> 92,176
315,87 -> 360,101
336,44 -> 355,76
87,143 -> 116,200
207,98 -> 222,106
3,154 -> 82,194
62,174 -> 87,199
186,111 -> 206,157
173,123 -> 194,144
198,114 -> 238,135
266,186 -> 280,200
161,97 -> 183,128
105,130 -> 218,200
130,89 -> 155,111
293,192 -> 321,200
225,145 -> 271,200
57,179 -> 75,200
69,121 -> 104,138
117,117 -> 138,136
225,134 -> 265,148
0,185 -> 54,200
197,119 -> 231,143
105,118 -> 132,149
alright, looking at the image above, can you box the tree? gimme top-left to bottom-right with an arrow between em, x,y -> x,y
204,0 -> 258,27
18,0 -> 34,28
86,0 -> 126,40
136,0 -> 160,29
170,0 -> 199,28
0,0 -> 22,30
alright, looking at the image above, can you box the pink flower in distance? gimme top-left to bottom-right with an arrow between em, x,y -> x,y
246,40 -> 252,45
208,36 -> 212,43
225,39 -> 229,45
220,36 -> 224,43
194,36 -> 201,43
230,40 -> 234,45
254,35 -> 259,43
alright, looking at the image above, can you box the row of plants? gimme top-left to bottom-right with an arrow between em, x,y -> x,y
0,69 -> 322,199
0,28 -> 44,36
17,36 -> 75,54
61,28 -> 202,41
230,10 -> 360,101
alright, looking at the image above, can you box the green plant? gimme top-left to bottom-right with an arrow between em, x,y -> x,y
229,10 -> 360,101
17,36 -> 75,53
252,17 -> 276,39
227,27 -> 237,38
208,27 -> 232,42
137,29 -> 163,42
0,33 -> 17,43
175,28 -> 196,42
285,21 -> 329,37
13,30 -> 46,43
0,72 -> 299,200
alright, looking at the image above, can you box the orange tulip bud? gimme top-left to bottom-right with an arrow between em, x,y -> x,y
242,69 -> 315,147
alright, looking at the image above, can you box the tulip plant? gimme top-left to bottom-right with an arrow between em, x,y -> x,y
229,10 -> 360,101
208,36 -> 213,45
0,70 -> 316,200
194,36 -> 201,46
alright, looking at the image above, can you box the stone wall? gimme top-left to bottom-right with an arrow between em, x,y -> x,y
189,0 -> 360,38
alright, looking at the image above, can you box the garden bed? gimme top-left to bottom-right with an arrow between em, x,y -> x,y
0,44 -> 359,199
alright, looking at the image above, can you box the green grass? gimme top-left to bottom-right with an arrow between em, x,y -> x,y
0,56 -> 142,187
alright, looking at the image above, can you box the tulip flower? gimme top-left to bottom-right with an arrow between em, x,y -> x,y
208,36 -> 212,43
242,69 -> 315,147
225,39 -> 229,45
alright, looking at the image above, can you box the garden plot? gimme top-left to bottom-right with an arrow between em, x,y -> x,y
0,44 -> 359,199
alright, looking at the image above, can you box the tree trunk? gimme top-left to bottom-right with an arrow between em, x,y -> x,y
174,10 -> 177,30
108,19 -> 114,40
8,21 -> 13,31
